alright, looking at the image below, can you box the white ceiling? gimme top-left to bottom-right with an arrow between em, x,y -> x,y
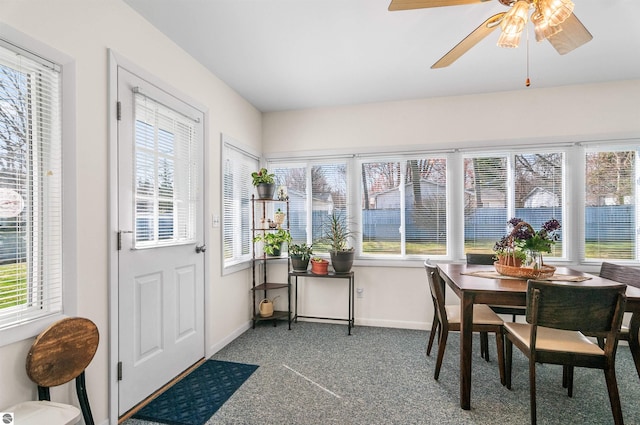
124,0 -> 640,112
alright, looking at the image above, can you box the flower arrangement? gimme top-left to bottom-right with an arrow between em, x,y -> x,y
494,217 -> 561,270
251,168 -> 275,186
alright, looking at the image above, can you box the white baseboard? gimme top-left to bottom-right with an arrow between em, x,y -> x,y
206,321 -> 252,358
354,318 -> 429,330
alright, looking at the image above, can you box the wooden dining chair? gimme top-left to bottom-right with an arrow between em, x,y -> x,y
598,262 -> 640,379
425,262 -> 505,384
466,253 -> 526,323
6,317 -> 100,425
504,280 -> 627,425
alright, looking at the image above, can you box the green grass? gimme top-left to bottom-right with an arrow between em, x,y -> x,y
0,262 -> 28,309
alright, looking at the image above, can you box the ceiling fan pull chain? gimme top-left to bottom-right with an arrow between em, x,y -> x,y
525,25 -> 531,87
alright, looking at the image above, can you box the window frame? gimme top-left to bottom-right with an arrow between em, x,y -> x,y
0,27 -> 76,347
266,140 -> 640,267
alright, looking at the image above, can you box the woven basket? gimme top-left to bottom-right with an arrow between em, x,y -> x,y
494,261 -> 556,279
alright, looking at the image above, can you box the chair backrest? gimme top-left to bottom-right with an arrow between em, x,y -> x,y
526,279 -> 627,335
600,262 -> 640,289
466,253 -> 495,265
425,262 -> 448,326
26,317 -> 99,388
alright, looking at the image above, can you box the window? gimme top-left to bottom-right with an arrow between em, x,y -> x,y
0,40 -> 63,332
134,91 -> 198,247
271,160 -> 349,252
585,148 -> 637,260
464,152 -> 564,257
267,142 -> 636,264
360,158 -> 447,256
222,137 -> 259,270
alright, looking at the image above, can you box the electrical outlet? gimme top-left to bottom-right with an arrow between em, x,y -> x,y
356,288 -> 364,298
212,214 -> 220,228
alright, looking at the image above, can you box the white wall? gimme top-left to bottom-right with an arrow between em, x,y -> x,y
0,1 -> 261,424
262,80 -> 640,330
263,80 -> 640,153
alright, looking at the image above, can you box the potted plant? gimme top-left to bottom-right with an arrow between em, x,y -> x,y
315,211 -> 356,273
273,208 -> 286,228
289,243 -> 313,272
310,256 -> 329,275
253,228 -> 291,256
493,217 -> 561,278
251,167 -> 276,199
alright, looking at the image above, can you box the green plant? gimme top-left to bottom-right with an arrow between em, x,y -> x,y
311,256 -> 328,263
315,211 -> 355,252
253,228 -> 291,255
251,167 -> 275,186
289,243 -> 313,261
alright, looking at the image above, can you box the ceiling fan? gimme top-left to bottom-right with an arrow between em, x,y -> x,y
388,0 -> 593,69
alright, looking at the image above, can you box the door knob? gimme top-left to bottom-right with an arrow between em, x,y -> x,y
195,244 -> 207,253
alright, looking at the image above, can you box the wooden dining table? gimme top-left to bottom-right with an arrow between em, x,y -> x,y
437,263 -> 640,410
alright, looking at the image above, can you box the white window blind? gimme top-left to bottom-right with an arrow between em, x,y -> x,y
0,41 -> 63,329
585,149 -> 636,260
134,92 -> 198,248
222,140 -> 258,267
271,165 -> 307,244
464,155 -> 508,252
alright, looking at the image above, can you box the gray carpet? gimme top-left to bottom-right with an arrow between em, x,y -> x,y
123,322 -> 640,424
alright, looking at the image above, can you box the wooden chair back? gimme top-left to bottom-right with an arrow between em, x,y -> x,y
465,253 -> 495,265
526,280 -> 626,335
26,317 -> 99,425
425,263 -> 448,327
600,261 -> 640,289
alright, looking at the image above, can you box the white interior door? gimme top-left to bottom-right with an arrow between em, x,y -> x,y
117,67 -> 205,415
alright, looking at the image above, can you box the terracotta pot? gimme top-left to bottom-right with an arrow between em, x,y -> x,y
310,259 -> 329,275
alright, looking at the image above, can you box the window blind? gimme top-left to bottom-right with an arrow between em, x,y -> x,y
222,141 -> 258,267
134,92 -> 198,248
585,149 -> 636,260
463,155 -> 508,252
0,41 -> 63,329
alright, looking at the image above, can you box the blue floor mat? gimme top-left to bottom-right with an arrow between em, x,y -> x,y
132,359 -> 259,425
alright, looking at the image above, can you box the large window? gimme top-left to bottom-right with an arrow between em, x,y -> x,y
257,143 -> 639,265
464,152 -> 564,257
0,40 -> 63,331
222,137 -> 259,270
360,158 -> 446,256
271,160 -> 349,252
585,148 -> 637,260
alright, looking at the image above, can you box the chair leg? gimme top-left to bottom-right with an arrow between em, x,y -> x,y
603,366 -> 624,425
480,331 -> 489,361
37,386 -> 50,401
505,337 -> 513,390
427,318 -> 439,356
76,372 -> 95,425
495,329 -> 506,386
529,358 -> 538,425
434,329 -> 449,381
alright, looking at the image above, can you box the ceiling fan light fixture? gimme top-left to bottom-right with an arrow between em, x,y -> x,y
500,0 -> 530,35
538,0 -> 574,27
497,29 -> 521,48
531,11 -> 562,42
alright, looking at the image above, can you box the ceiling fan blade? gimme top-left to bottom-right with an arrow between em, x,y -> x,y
431,13 -> 505,69
547,13 -> 593,55
388,0 -> 489,11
